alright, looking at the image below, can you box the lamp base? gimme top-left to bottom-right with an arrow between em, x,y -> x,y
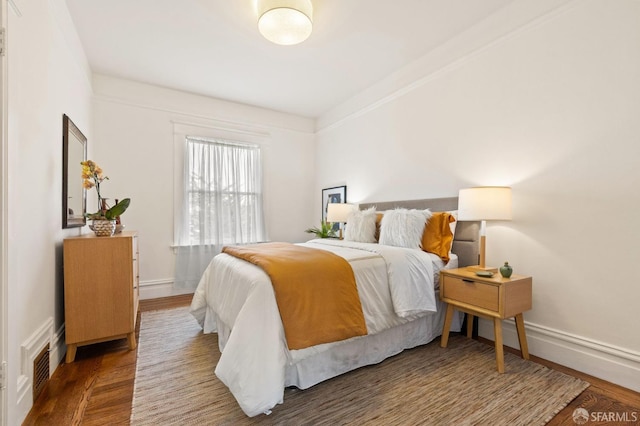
466,265 -> 499,273
469,232 -> 498,272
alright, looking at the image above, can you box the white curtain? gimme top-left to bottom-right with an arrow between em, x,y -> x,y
174,137 -> 267,290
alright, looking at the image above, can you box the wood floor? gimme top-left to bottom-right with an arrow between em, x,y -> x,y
23,295 -> 640,425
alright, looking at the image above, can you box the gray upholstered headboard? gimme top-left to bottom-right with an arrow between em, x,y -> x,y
358,197 -> 479,268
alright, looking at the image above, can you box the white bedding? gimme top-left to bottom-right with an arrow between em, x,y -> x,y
190,239 -> 460,417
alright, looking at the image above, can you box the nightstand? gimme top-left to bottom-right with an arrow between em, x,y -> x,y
440,267 -> 532,373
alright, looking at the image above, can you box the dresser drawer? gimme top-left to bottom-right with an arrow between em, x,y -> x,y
442,276 -> 499,312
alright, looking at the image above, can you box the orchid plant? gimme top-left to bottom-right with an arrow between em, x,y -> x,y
81,160 -> 130,221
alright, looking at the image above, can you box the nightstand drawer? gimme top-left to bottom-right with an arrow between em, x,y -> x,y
442,276 -> 499,312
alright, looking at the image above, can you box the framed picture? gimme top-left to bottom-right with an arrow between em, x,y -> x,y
322,185 -> 347,231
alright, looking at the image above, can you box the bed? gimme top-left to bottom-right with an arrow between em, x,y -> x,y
190,197 -> 479,417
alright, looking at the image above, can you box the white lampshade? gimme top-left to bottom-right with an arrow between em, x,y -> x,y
326,203 -> 355,223
257,0 -> 313,46
458,187 -> 512,221
458,186 -> 511,271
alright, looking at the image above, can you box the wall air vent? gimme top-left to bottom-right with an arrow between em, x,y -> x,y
32,344 -> 50,402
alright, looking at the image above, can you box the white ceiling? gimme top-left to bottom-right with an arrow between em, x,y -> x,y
65,0 -> 514,118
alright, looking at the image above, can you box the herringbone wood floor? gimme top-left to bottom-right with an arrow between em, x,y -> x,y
23,295 -> 640,425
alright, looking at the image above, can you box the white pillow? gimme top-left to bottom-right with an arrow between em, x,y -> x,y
344,207 -> 377,243
379,208 -> 432,249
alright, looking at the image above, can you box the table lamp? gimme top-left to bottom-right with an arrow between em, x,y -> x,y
326,203 -> 355,239
458,186 -> 512,272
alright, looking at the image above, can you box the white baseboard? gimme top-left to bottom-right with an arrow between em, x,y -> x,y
478,318 -> 640,392
139,278 -> 193,300
51,323 -> 66,369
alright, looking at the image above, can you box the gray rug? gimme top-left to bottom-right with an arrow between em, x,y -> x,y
131,307 -> 589,425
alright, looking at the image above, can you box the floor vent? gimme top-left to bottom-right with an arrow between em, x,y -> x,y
32,344 -> 50,401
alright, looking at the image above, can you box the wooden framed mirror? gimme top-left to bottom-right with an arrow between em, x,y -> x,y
62,114 -> 87,228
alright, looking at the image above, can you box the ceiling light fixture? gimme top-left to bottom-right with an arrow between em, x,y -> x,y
257,0 -> 313,46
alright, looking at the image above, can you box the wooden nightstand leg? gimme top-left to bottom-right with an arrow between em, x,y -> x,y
66,344 -> 77,364
493,318 -> 505,373
514,313 -> 529,360
466,314 -> 474,338
440,304 -> 454,348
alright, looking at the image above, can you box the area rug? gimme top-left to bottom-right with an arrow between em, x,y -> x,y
130,307 -> 588,425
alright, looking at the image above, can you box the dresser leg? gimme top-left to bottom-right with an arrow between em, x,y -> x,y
440,304 -> 454,348
127,332 -> 137,350
66,344 -> 77,363
493,318 -> 505,373
514,313 -> 529,360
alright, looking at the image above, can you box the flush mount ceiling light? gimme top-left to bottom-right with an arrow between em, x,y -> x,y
257,0 -> 313,46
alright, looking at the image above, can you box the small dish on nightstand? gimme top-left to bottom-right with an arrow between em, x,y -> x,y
475,271 -> 495,278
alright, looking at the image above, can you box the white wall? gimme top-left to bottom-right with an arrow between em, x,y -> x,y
91,75 -> 316,299
316,0 -> 640,390
6,0 -> 93,423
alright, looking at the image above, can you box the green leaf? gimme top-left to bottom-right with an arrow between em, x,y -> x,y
104,198 -> 131,220
304,220 -> 337,238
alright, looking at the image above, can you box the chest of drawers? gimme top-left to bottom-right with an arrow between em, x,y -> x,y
63,231 -> 139,362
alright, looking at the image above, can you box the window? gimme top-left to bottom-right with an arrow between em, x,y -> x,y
179,136 -> 266,246
173,126 -> 269,289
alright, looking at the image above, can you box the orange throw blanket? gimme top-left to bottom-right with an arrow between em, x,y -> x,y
222,242 -> 367,350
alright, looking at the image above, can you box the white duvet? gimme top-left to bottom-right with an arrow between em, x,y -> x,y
190,239 -> 442,417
